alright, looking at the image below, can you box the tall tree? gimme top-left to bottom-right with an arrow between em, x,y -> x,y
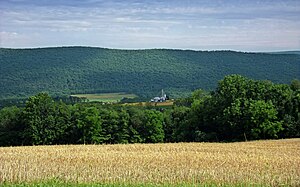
23,93 -> 72,145
245,100 -> 283,139
127,107 -> 144,143
24,93 -> 58,145
141,110 -> 164,143
0,106 -> 25,146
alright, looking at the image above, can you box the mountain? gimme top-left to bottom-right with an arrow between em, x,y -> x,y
267,51 -> 300,55
0,47 -> 299,99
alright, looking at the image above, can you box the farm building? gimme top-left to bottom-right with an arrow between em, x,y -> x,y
151,89 -> 169,102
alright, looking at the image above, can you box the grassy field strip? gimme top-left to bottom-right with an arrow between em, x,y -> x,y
123,100 -> 174,107
0,139 -> 299,186
71,93 -> 138,102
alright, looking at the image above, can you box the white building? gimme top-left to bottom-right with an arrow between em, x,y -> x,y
150,90 -> 168,102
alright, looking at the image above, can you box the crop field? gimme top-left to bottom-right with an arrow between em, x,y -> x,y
0,139 -> 299,186
71,93 -> 138,102
123,100 -> 174,107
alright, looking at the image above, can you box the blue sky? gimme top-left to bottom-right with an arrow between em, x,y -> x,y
0,0 -> 300,51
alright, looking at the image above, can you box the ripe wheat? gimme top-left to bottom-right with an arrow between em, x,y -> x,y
0,139 -> 299,186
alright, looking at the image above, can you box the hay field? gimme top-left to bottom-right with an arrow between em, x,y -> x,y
71,93 -> 137,102
0,139 -> 299,186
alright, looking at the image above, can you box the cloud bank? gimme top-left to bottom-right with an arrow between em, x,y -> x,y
1,0 -> 300,51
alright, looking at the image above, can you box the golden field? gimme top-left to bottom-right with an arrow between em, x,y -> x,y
0,139 -> 299,186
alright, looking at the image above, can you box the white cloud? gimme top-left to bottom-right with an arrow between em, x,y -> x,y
1,0 -> 299,51
0,31 -> 33,47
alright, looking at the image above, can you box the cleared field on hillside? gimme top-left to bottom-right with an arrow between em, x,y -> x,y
71,93 -> 137,102
123,100 -> 174,107
0,139 -> 299,186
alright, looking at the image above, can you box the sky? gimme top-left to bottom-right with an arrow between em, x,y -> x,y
0,0 -> 300,51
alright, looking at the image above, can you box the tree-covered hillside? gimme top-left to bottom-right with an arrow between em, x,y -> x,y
0,47 -> 299,99
1,75 -> 299,146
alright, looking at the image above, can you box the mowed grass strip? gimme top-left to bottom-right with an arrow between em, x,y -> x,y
0,139 -> 299,186
71,93 -> 137,102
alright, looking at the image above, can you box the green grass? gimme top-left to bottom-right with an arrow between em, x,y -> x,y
71,93 -> 138,102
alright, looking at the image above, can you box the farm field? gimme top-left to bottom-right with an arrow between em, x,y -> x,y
1,139 -> 299,186
71,93 -> 138,102
123,100 -> 174,107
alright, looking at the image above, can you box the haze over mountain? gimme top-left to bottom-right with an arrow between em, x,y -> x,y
0,47 -> 299,99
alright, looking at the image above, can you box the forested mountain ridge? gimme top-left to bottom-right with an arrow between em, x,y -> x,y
267,51 -> 300,55
0,47 -> 299,99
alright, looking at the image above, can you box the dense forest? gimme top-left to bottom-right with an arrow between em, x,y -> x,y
0,75 -> 299,146
0,47 -> 299,100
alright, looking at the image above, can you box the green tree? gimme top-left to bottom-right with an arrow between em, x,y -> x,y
223,99 -> 283,140
215,74 -> 249,106
162,109 -> 173,142
291,79 -> 300,91
53,101 -> 72,144
24,93 -> 59,145
189,75 -> 292,141
23,93 -> 74,145
222,98 -> 246,140
141,110 -> 164,143
245,100 -> 283,139
76,107 -> 102,144
114,109 -> 130,143
0,106 -> 25,146
281,89 -> 300,138
170,106 -> 191,142
127,108 -> 144,143
99,109 -> 119,144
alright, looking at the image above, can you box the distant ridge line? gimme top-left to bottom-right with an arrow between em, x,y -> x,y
3,46 -> 299,54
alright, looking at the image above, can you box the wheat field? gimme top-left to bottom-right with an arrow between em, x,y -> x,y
0,139 -> 299,186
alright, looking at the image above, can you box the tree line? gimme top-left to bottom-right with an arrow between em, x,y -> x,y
0,75 -> 299,146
